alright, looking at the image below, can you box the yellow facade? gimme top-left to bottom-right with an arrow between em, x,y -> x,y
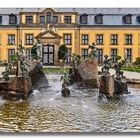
0,8 -> 140,64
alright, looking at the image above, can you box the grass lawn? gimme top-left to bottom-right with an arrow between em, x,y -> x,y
43,67 -> 71,74
121,65 -> 140,73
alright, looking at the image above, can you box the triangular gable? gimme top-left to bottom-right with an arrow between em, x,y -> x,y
35,30 -> 62,39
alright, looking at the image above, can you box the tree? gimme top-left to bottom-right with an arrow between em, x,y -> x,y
58,44 -> 68,60
115,55 -> 122,62
134,57 -> 140,65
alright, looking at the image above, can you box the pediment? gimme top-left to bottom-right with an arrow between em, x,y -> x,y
35,30 -> 62,39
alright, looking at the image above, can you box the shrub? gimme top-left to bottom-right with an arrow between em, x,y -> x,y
58,44 -> 68,60
115,55 -> 122,62
134,57 -> 140,65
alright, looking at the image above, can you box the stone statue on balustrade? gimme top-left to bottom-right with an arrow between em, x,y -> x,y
101,55 -> 112,75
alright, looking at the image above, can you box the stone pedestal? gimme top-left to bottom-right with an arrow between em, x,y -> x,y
99,74 -> 114,97
70,58 -> 99,88
114,78 -> 129,95
0,76 -> 33,100
99,75 -> 129,98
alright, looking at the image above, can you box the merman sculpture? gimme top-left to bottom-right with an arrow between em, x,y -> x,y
101,55 -> 112,75
112,59 -> 127,79
61,72 -> 70,97
88,42 -> 97,60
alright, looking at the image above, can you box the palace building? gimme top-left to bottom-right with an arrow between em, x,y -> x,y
0,8 -> 140,65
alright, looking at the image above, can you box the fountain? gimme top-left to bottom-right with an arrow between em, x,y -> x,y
99,55 -> 129,98
0,42 -> 48,100
69,42 -> 99,88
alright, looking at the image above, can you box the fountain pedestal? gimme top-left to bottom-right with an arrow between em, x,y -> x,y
114,77 -> 129,95
99,75 -> 129,98
0,76 -> 33,100
99,74 -> 114,97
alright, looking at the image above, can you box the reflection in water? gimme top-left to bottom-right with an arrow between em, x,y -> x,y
0,75 -> 140,132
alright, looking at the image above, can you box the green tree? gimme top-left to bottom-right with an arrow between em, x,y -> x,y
115,55 -> 122,62
58,44 -> 68,60
134,57 -> 140,65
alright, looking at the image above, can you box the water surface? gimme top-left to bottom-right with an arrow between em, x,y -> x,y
0,75 -> 140,132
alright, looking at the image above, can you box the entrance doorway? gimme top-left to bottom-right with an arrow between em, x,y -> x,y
43,45 -> 54,65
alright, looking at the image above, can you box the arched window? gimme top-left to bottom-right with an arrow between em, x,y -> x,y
95,14 -> 103,24
9,14 -> 17,24
46,12 -> 52,23
80,14 -> 88,24
123,14 -> 132,24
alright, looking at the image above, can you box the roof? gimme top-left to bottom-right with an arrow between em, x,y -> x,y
1,8 -> 140,15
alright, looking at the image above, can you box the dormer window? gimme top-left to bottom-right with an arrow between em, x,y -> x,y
9,14 -> 17,24
137,16 -> 140,23
0,16 -> 2,24
46,12 -> 52,23
95,14 -> 103,24
80,14 -> 88,24
123,14 -> 132,24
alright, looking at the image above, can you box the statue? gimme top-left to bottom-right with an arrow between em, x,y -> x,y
2,63 -> 11,81
71,54 -> 81,69
101,55 -> 112,75
60,72 -> 70,97
47,24 -> 50,30
31,43 -> 38,60
112,59 -> 127,79
18,46 -> 30,77
65,50 -> 71,65
37,39 -> 42,61
88,42 -> 97,59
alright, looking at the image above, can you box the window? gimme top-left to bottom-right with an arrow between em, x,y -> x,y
9,14 -> 17,24
111,34 -> 118,45
80,14 -> 88,24
82,34 -> 88,45
125,48 -> 132,62
8,34 -> 15,45
82,49 -> 88,60
0,16 -> 2,24
97,49 -> 103,63
53,16 -> 58,23
125,34 -> 133,45
26,34 -> 34,45
26,16 -> 33,24
123,14 -> 132,24
96,34 -> 104,45
111,48 -> 118,62
8,49 -> 15,62
46,12 -> 51,23
137,16 -> 140,23
26,48 -> 31,60
95,14 -> 103,24
64,16 -> 71,24
40,16 -> 45,23
64,34 -> 72,45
